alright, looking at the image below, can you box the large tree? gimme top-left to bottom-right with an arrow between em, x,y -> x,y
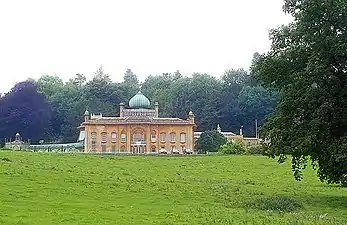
0,81 -> 52,143
253,0 -> 347,185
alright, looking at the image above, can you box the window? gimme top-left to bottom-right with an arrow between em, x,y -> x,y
111,132 -> 117,143
120,146 -> 126,152
133,131 -> 145,142
101,132 -> 107,143
151,146 -> 156,152
111,145 -> 116,152
91,132 -> 97,151
160,132 -> 166,142
170,132 -> 176,142
151,130 -> 156,142
101,145 -> 106,152
121,133 -> 126,142
180,133 -> 186,143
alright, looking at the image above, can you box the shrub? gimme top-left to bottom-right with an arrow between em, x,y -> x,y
0,139 -> 5,148
246,145 -> 265,155
219,140 -> 247,155
196,130 -> 228,154
255,196 -> 302,212
342,175 -> 347,187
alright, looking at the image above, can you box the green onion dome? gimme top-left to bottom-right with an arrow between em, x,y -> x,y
129,91 -> 151,108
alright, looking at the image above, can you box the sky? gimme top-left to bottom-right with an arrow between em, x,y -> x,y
0,0 -> 292,93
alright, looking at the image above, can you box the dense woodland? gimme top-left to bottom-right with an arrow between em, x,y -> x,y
0,54 -> 278,144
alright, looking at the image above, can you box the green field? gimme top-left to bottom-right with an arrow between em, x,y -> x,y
0,151 -> 346,225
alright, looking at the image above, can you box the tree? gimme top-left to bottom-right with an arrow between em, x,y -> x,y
123,69 -> 139,85
84,66 -> 119,116
252,0 -> 347,185
0,81 -> 52,143
70,73 -> 86,87
36,75 -> 64,99
120,69 -> 140,102
195,130 -> 227,154
237,86 -> 278,136
36,75 -> 66,139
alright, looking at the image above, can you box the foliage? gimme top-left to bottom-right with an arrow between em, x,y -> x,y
0,62 -> 278,143
218,69 -> 278,136
195,130 -> 227,154
246,144 -> 265,155
0,81 -> 52,143
219,140 -> 247,155
255,196 -> 303,212
0,151 -> 346,224
252,0 -> 347,184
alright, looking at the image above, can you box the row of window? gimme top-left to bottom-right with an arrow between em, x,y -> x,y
158,132 -> 186,142
90,131 -> 187,144
92,145 -> 186,153
97,145 -> 127,152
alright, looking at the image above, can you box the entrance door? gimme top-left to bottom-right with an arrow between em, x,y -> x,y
131,145 -> 146,154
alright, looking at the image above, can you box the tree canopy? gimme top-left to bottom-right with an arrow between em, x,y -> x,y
253,0 -> 347,185
0,81 -> 52,143
195,130 -> 228,154
0,59 -> 278,144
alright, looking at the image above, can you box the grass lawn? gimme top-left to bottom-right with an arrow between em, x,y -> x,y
0,151 -> 346,225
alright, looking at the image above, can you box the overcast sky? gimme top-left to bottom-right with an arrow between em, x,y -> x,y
0,0 -> 292,93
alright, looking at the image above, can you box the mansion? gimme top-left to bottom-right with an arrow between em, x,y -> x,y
78,91 -> 195,153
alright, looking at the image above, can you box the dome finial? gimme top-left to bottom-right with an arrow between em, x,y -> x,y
138,82 -> 143,93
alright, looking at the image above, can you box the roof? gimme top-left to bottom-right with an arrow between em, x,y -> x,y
129,91 -> 151,108
194,131 -> 237,136
82,116 -> 194,126
78,131 -> 85,141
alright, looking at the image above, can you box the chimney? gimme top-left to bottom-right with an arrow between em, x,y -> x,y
120,103 -> 125,117
188,111 -> 194,123
84,110 -> 90,122
154,102 -> 159,117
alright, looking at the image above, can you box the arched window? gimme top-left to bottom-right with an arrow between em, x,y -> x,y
170,132 -> 176,142
180,133 -> 186,143
151,145 -> 156,152
121,131 -> 126,142
151,130 -> 156,142
101,132 -> 107,143
133,131 -> 145,142
160,132 -> 166,142
91,132 -> 97,151
111,132 -> 117,143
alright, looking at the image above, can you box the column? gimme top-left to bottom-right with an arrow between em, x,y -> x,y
146,125 -> 151,153
127,126 -> 131,153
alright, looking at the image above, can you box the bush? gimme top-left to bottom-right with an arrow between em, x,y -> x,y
196,130 -> 228,154
219,140 -> 247,155
0,139 -> 5,148
255,196 -> 303,212
246,145 -> 265,155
